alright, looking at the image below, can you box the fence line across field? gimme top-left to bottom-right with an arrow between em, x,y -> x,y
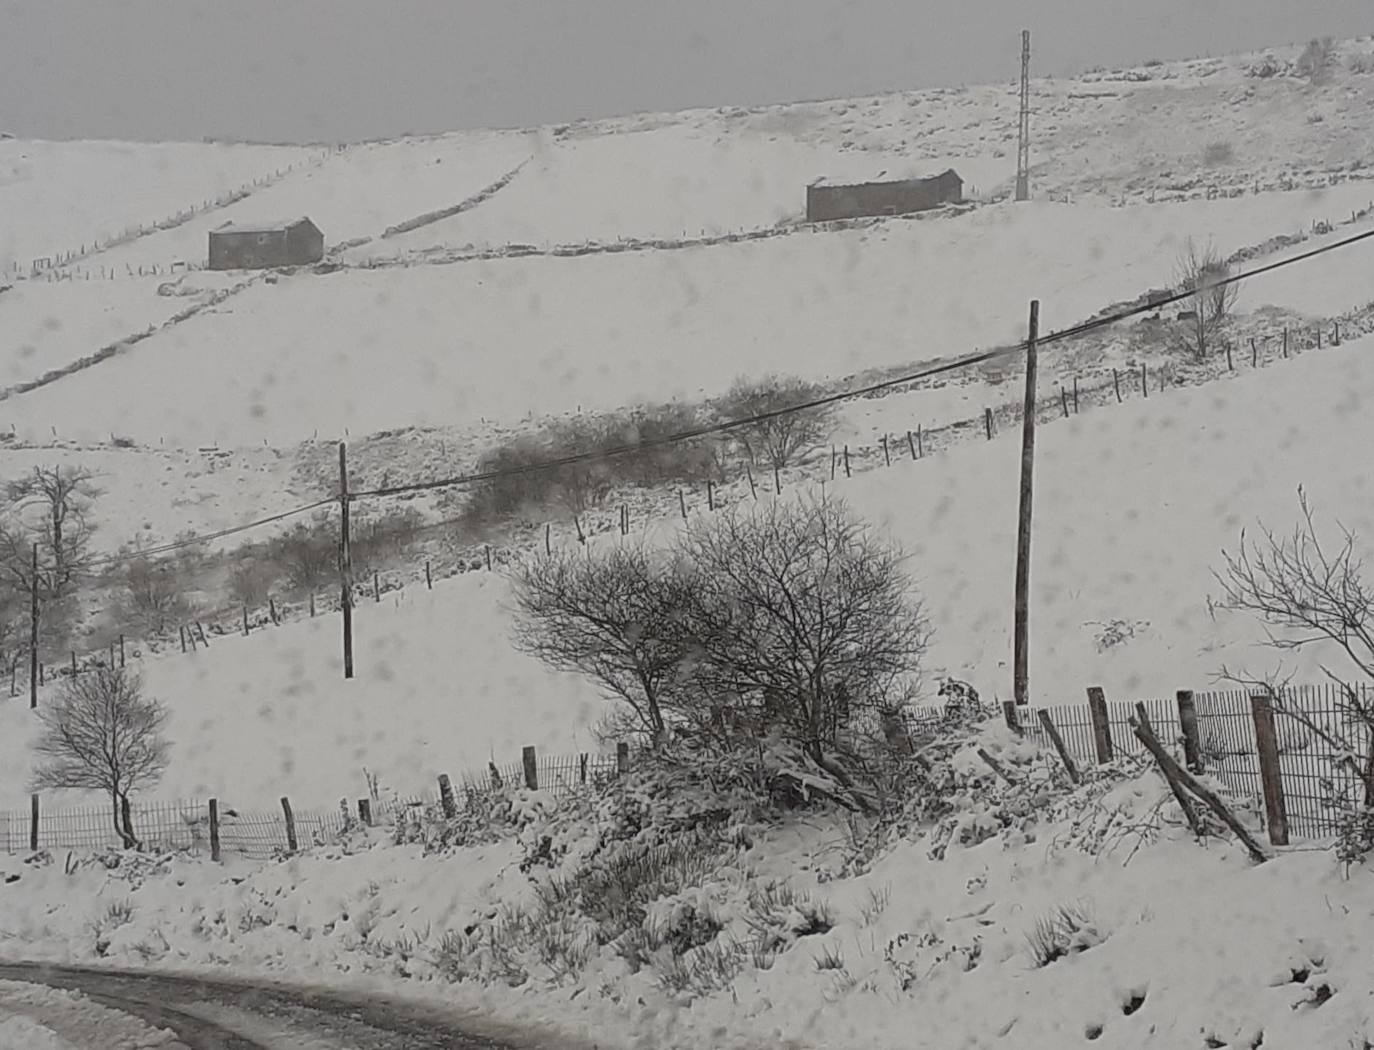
0,743 -> 637,859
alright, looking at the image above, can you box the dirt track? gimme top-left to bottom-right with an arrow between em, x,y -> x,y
0,962 -> 522,1049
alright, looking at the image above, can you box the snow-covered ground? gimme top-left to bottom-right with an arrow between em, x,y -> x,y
6,185 -> 1373,450
1,721 -> 1371,1050
0,139 -> 315,272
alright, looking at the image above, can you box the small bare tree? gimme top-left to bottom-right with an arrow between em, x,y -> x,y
1211,487 -> 1374,802
1174,239 -> 1239,361
227,554 -> 279,610
721,375 -> 835,471
273,515 -> 337,596
30,667 -> 170,848
1296,37 -> 1336,85
509,543 -> 697,747
5,465 -> 100,595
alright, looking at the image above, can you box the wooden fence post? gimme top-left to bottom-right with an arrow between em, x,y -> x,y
29,794 -> 38,851
358,798 -> 372,826
907,430 -> 917,460
1112,369 -> 1122,402
209,799 -> 221,862
522,746 -> 539,790
1072,375 -> 1079,413
281,797 -> 298,853
773,463 -> 782,494
269,597 -> 279,625
119,635 -> 125,668
843,445 -> 851,477
1317,327 -> 1323,350
310,593 -> 316,617
579,753 -> 588,784
242,606 -> 249,635
678,490 -> 687,519
373,570 -> 380,602
616,741 -> 630,774
179,625 -> 187,653
1059,386 -> 1069,418
1001,700 -> 1022,735
1087,686 -> 1114,763
1176,689 -> 1203,773
438,774 -> 457,818
425,561 -> 433,589
984,408 -> 994,440
881,435 -> 891,466
1140,363 -> 1148,398
196,623 -> 209,648
485,545 -> 492,571
746,465 -> 758,498
1282,328 -> 1289,358
706,480 -> 715,511
1250,694 -> 1290,846
1037,709 -> 1080,783
830,446 -> 837,480
1251,337 -> 1258,367
70,650 -> 77,676
1225,342 -> 1233,371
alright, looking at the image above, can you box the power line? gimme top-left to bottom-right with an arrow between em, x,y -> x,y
84,498 -> 335,570
350,224 -> 1374,502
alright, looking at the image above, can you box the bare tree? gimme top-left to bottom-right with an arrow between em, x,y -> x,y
1174,239 -> 1239,361
720,375 -> 834,471
272,514 -> 337,596
680,494 -> 930,774
227,554 -> 279,609
5,466 -> 100,595
1296,37 -> 1336,85
120,555 -> 190,635
30,667 -> 170,848
509,543 -> 697,747
1211,486 -> 1374,801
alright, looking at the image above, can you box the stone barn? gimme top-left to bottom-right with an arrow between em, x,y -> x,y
208,217 -> 324,270
805,169 -> 963,223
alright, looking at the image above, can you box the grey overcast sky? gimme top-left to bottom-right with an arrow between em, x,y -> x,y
1,0 -> 1368,143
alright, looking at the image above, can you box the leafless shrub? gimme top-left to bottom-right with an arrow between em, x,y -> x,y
226,553 -> 279,609
30,667 -> 170,848
509,543 -> 697,747
1174,238 -> 1239,360
119,555 -> 190,635
271,513 -> 337,596
1350,53 -> 1374,76
716,375 -> 835,470
1202,141 -> 1235,167
1025,902 -> 1103,967
463,404 -> 721,525
1296,37 -> 1337,85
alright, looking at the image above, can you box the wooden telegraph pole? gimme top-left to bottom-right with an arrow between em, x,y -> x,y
1013,300 -> 1040,707
338,442 -> 355,679
29,545 -> 39,709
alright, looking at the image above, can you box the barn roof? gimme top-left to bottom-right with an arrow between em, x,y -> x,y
212,217 -> 317,236
809,168 -> 961,189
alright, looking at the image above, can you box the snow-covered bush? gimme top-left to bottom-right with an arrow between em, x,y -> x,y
1024,902 -> 1105,967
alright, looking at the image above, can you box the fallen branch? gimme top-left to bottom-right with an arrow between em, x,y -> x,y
1132,704 -> 1205,839
976,747 -> 1019,785
1130,708 -> 1269,864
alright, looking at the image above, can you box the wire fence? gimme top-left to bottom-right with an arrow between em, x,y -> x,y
0,747 -> 634,859
1025,683 -> 1373,839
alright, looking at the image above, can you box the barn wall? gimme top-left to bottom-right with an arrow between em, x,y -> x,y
805,175 -> 962,223
208,230 -> 291,270
286,223 -> 325,264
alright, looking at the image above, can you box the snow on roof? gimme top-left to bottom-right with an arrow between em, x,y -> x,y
810,168 -> 960,189
213,217 -> 314,235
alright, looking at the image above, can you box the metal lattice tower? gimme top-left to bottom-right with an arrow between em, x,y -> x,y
1015,29 -> 1031,202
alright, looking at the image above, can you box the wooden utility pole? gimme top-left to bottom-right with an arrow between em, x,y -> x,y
29,545 -> 38,709
1013,300 -> 1039,706
338,442 -> 354,679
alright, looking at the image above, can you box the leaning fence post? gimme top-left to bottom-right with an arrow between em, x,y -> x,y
280,796 -> 298,853
1250,694 -> 1290,846
30,794 -> 39,851
438,774 -> 457,818
522,746 -> 538,790
1001,700 -> 1022,735
358,798 -> 372,826
209,799 -> 221,862
1087,686 -> 1114,764
616,741 -> 631,774
1176,689 -> 1203,773
1037,709 -> 1080,783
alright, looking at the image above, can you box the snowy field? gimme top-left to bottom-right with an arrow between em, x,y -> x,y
5,184 -> 1373,450
0,139 -> 313,270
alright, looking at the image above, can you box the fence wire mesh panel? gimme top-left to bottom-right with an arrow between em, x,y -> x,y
1268,683 -> 1373,838
1194,690 -> 1266,812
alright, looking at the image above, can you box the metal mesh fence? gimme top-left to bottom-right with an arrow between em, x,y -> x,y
1025,684 -> 1374,840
